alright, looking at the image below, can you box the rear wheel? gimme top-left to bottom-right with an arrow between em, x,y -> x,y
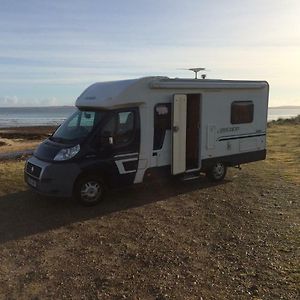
75,175 -> 105,206
206,162 -> 227,182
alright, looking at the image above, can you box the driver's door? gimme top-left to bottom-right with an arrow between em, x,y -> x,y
98,108 -> 140,186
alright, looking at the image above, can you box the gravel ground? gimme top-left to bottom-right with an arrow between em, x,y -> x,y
0,123 -> 299,299
0,158 -> 299,299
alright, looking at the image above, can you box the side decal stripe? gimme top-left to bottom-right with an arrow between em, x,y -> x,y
218,133 -> 266,141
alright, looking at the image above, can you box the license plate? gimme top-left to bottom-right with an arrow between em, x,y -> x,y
27,176 -> 37,188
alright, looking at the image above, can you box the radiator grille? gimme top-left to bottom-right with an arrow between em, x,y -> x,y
26,162 -> 42,178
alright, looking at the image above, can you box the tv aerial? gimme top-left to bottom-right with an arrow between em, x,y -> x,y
178,67 -> 209,79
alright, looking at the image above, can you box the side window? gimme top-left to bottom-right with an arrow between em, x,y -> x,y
231,101 -> 254,124
115,111 -> 135,145
153,103 -> 171,150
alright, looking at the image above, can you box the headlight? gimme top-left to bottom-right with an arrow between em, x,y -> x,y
54,144 -> 80,161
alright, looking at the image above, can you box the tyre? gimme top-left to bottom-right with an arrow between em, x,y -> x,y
206,162 -> 227,182
75,175 -> 105,206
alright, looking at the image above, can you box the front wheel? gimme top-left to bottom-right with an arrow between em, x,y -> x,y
206,162 -> 227,182
75,175 -> 105,206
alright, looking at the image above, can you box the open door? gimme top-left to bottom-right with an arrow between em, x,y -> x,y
186,94 -> 200,170
172,94 -> 187,175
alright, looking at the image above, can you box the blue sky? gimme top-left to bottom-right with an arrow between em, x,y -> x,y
0,0 -> 299,107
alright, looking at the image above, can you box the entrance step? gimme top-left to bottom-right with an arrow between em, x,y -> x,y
185,168 -> 201,174
182,173 -> 200,181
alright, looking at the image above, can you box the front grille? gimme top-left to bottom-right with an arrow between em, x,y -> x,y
26,162 -> 42,178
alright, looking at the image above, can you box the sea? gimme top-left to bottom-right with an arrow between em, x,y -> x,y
0,107 -> 76,128
0,106 -> 299,128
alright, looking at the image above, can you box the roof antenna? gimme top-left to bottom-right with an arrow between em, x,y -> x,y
188,67 -> 206,79
177,67 -> 209,79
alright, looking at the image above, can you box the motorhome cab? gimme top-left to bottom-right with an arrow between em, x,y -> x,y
25,76 -> 269,205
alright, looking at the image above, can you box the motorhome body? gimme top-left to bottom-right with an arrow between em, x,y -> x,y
25,76 -> 269,205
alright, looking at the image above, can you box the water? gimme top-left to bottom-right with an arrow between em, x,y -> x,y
0,106 -> 299,128
0,106 -> 76,128
268,108 -> 300,121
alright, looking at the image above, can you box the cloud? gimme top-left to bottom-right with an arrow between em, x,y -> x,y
0,96 -> 61,107
0,96 -> 19,106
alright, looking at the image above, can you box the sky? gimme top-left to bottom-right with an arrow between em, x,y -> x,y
0,0 -> 299,107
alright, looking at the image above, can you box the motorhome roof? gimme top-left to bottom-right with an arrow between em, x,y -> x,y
75,76 -> 268,110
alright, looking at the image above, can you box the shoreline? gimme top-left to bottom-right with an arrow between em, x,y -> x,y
0,126 -> 56,138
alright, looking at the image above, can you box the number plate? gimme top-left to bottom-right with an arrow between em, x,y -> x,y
27,176 -> 37,188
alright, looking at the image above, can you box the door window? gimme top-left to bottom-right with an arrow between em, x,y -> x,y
115,111 -> 135,145
102,110 -> 136,146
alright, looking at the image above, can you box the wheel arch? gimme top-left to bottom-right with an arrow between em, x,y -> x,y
72,169 -> 108,196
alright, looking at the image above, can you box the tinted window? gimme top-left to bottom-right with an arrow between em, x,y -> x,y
153,103 -> 171,150
231,101 -> 254,124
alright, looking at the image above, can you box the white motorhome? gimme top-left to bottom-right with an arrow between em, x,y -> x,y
25,76 -> 269,205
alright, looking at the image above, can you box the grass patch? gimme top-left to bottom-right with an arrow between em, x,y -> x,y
267,124 -> 300,183
0,159 -> 27,196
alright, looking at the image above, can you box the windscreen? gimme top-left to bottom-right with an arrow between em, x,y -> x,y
51,109 -> 106,143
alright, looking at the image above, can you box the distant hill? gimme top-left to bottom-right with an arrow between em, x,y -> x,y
269,106 -> 300,109
268,114 -> 300,125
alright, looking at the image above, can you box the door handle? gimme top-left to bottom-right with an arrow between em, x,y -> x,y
108,137 -> 114,145
173,126 -> 179,132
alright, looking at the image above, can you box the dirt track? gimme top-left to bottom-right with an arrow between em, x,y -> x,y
0,159 -> 299,299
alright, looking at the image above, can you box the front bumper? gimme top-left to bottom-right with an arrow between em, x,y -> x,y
24,156 -> 81,198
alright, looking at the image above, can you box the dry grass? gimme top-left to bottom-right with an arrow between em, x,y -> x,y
267,124 -> 300,183
0,160 -> 27,196
0,139 -> 39,154
0,126 -> 55,154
